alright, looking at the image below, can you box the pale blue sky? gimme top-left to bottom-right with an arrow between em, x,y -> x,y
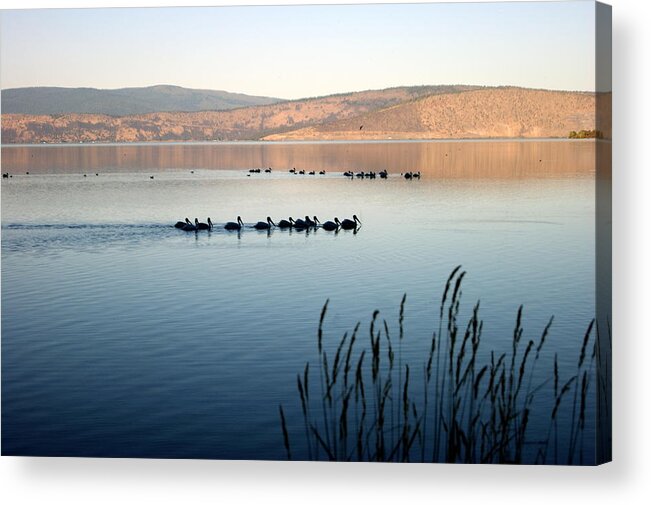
0,2 -> 596,99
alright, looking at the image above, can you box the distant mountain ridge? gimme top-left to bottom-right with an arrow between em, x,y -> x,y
1,85 -> 282,115
0,85 -> 603,143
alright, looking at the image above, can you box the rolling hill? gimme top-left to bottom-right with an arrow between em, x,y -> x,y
263,87 -> 598,140
0,86 -> 602,143
1,85 -> 282,116
0,85 -> 479,143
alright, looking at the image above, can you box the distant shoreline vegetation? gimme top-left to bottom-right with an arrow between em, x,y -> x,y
568,130 -> 603,139
279,267 -> 611,464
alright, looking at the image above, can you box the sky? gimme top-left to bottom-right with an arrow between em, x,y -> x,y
0,1 -> 596,99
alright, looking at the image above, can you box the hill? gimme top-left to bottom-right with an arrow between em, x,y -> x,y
0,85 -> 479,143
263,88 -> 597,140
0,85 -> 282,116
0,86 -> 601,143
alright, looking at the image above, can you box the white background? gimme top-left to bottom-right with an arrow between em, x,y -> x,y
1,0 -> 649,503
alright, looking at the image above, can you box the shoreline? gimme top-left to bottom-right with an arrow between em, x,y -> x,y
0,138 -> 603,148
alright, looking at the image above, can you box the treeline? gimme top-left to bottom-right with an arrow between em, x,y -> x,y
569,129 -> 603,139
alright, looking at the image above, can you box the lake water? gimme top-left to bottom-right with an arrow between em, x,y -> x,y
2,140 -> 597,462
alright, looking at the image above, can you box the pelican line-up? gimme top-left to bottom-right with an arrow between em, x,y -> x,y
173,215 -> 361,232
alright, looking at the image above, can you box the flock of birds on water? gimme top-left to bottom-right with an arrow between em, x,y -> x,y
173,215 -> 362,233
3,168 -> 422,180
243,167 -> 421,180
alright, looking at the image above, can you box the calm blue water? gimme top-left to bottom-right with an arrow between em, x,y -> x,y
2,141 -> 597,462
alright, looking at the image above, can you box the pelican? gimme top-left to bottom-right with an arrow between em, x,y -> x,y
183,220 -> 197,231
196,218 -> 213,230
277,217 -> 294,229
174,217 -> 192,229
293,217 -> 308,229
340,215 -> 361,230
321,218 -> 339,231
225,216 -> 244,230
254,216 -> 276,230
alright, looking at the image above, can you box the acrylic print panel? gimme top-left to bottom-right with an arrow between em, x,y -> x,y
0,1 -> 611,464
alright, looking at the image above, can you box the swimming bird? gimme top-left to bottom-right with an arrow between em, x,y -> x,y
292,217 -> 308,229
265,167 -> 272,173
254,216 -> 276,230
277,217 -> 294,229
183,219 -> 197,231
308,171 -> 316,175
225,216 -> 244,230
379,170 -> 388,179
299,170 -> 306,175
289,168 -> 296,174
174,217 -> 192,229
340,215 -> 361,230
321,218 -> 339,231
196,217 -> 213,230
413,171 -> 421,179
319,170 -> 326,175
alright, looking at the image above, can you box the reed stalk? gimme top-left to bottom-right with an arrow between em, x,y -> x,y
280,268 -> 607,465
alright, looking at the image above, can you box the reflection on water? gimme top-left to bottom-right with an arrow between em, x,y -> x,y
1,141 -> 597,462
2,140 -> 595,178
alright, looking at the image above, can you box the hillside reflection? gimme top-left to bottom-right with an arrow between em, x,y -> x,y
2,140 -> 596,178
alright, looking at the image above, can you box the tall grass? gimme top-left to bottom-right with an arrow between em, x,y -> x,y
280,267 -> 608,464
